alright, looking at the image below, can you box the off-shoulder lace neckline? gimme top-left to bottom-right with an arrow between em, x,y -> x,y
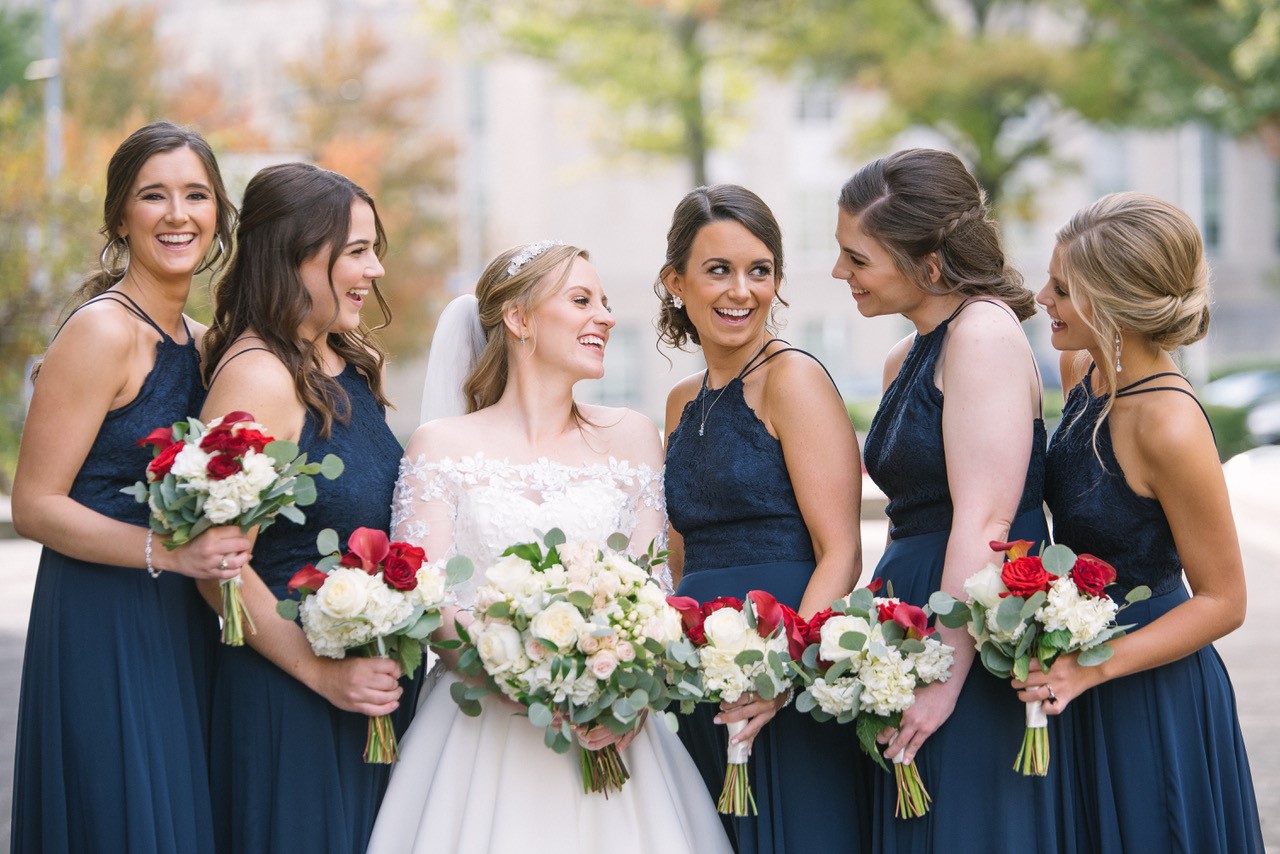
403,451 -> 660,477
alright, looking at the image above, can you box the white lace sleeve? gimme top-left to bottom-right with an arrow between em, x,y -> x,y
622,464 -> 672,593
390,454 -> 459,564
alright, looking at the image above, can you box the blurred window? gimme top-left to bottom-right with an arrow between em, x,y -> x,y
1200,126 -> 1222,253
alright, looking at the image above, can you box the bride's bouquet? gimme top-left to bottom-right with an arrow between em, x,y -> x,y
793,582 -> 954,819
123,411 -> 343,645
452,529 -> 685,795
280,526 -> 470,763
930,540 -> 1149,775
664,591 -> 804,816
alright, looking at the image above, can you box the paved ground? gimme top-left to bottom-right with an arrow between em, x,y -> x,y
0,465 -> 1276,848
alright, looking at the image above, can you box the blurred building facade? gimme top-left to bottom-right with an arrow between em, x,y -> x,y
30,0 -> 1280,437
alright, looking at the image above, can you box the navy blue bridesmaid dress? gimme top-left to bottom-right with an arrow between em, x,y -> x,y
861,301 -> 1077,853
1045,370 -> 1263,853
11,294 -> 219,854
208,362 -> 414,854
667,344 -> 870,854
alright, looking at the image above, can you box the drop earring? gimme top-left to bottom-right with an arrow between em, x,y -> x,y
1114,333 -> 1123,374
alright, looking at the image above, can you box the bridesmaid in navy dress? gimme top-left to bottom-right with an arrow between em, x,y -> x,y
1018,191 -> 1263,852
833,149 -> 1076,852
11,122 -> 247,853
658,184 -> 869,853
198,163 -> 410,854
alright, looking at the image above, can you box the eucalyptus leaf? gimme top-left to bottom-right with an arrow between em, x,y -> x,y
839,631 -> 867,651
980,643 -> 1014,677
278,504 -> 306,525
1125,585 -> 1152,604
1019,591 -> 1047,621
529,703 -> 553,728
928,590 -> 959,615
734,649 -> 764,666
663,711 -> 680,733
995,596 -> 1024,633
446,556 -> 473,586
292,476 -> 317,508
319,453 -> 344,480
315,528 -> 340,557
265,440 -> 299,466
796,691 -> 818,714
1040,543 -> 1077,576
606,532 -> 630,552
1077,644 -> 1115,666
543,528 -> 566,548
276,600 -> 300,621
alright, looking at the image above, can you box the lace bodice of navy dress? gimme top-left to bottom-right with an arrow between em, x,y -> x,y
862,302 -> 1046,538
1045,371 -> 1197,598
665,348 -> 819,575
250,363 -> 403,589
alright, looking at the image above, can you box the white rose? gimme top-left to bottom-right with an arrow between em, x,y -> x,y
475,622 -> 525,675
578,633 -> 601,654
529,601 -> 587,652
203,493 -> 242,525
414,565 -> 448,609
524,638 -> 549,662
587,650 -> 619,680
485,554 -> 537,596
819,615 -> 873,663
964,563 -> 1008,610
315,568 -> 372,620
558,542 -> 600,577
703,607 -> 750,652
594,570 -> 622,598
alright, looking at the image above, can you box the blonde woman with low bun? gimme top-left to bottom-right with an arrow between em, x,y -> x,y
1022,191 -> 1263,852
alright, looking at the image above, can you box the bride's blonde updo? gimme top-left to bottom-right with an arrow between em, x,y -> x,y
463,242 -> 589,412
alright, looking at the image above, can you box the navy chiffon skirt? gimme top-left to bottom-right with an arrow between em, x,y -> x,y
868,508 -> 1079,853
676,559 -> 871,854
208,583 -> 418,854
1072,584 -> 1263,853
11,550 -> 218,854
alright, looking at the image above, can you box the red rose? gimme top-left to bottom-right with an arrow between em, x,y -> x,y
1000,555 -> 1057,598
234,428 -> 272,454
206,453 -> 243,480
876,599 -> 900,623
147,440 -> 184,481
387,542 -> 427,572
803,608 -> 834,647
288,564 -> 328,595
1071,554 -> 1117,598
137,426 -> 175,451
701,597 -> 743,617
382,556 -> 419,591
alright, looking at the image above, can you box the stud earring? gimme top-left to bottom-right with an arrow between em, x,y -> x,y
670,295 -> 684,310
1114,333 -> 1123,374
519,335 -> 526,346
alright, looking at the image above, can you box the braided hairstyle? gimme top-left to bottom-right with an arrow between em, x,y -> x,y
838,148 -> 1035,320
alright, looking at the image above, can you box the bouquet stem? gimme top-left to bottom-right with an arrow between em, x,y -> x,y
1014,700 -> 1049,776
364,714 -> 399,764
891,749 -> 931,819
717,718 -> 757,817
580,744 -> 630,796
219,577 -> 256,646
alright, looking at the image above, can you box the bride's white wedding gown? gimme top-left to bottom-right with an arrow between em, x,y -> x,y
366,453 -> 733,854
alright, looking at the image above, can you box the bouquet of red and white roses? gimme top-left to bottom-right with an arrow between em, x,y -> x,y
124,411 -> 343,645
279,526 -> 469,763
794,582 -> 954,819
930,540 -> 1149,775
453,529 -> 684,795
664,591 -> 804,816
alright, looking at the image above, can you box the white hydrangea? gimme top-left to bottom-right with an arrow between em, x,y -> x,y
856,648 -> 918,716
909,638 -> 955,684
1037,576 -> 1118,648
809,676 -> 860,716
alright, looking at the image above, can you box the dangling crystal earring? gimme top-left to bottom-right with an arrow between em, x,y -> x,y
670,294 -> 684,310
1114,333 -> 1123,374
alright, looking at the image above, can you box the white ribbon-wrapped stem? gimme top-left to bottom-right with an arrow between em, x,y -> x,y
725,718 -> 750,764
891,747 -> 908,765
1025,699 -> 1047,728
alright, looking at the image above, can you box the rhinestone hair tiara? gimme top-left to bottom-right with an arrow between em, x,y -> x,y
506,240 -> 565,277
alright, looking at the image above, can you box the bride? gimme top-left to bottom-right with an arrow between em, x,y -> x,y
366,242 -> 732,854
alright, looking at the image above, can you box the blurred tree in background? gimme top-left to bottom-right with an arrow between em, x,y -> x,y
0,7 -> 453,489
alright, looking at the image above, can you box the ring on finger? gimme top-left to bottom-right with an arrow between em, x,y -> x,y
1046,685 -> 1057,703
219,557 -> 229,571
